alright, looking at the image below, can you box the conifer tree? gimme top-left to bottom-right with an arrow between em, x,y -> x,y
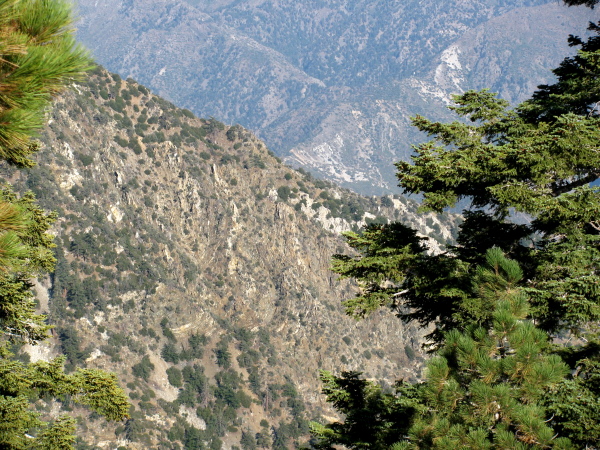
315,8 -> 600,449
315,250 -> 574,448
331,24 -> 600,341
0,0 -> 129,447
403,249 -> 572,449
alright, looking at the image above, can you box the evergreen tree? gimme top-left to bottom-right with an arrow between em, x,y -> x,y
240,429 -> 257,450
0,0 -> 129,447
315,250 -> 574,448
404,250 -> 572,449
332,25 -> 600,341
316,8 -> 600,449
0,0 -> 91,168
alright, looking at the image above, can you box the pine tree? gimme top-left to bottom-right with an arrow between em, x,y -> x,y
310,371 -> 420,449
404,249 -> 572,449
316,9 -> 600,450
315,250 -> 575,448
0,0 -> 129,447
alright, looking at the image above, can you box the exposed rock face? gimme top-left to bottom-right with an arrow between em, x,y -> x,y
73,0 -> 593,193
11,71 -> 459,448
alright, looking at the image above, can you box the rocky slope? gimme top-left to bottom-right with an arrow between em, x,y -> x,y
9,70 -> 459,449
73,0 -> 594,193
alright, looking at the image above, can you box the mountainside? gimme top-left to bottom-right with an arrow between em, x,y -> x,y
73,0 -> 594,193
9,70 -> 459,448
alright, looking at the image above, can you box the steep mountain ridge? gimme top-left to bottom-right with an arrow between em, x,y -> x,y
11,70 -> 458,448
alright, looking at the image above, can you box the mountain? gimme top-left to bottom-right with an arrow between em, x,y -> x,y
72,0 -> 594,193
10,69 -> 459,448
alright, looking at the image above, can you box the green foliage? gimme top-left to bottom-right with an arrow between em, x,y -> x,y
58,326 -> 90,366
406,250 -> 570,448
182,109 -> 195,119
255,430 -> 270,448
0,357 -> 129,448
107,97 -> 126,114
237,349 -> 260,368
213,369 -> 242,408
364,215 -> 387,226
319,18 -> 600,450
250,154 -> 266,169
0,2 -> 130,447
183,426 -> 205,450
177,364 -> 208,408
214,339 -> 232,369
311,372 -> 418,449
162,342 -> 180,364
0,187 -> 56,343
167,367 -> 183,388
380,196 -> 394,208
277,186 -> 291,201
543,358 -> 600,447
76,153 -> 94,167
240,429 -> 257,450
314,251 -> 574,448
331,222 -> 426,319
0,0 -> 91,168
113,135 -> 128,147
160,318 -> 177,342
315,194 -> 366,222
34,417 -> 76,450
332,24 -> 600,340
132,355 -> 155,381
204,118 -> 225,134
128,137 -> 143,154
185,333 -> 207,359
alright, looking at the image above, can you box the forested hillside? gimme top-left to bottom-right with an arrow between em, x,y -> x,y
5,68 -> 458,449
4,1 -> 598,448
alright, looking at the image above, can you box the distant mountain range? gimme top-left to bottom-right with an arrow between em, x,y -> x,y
74,0 -> 594,194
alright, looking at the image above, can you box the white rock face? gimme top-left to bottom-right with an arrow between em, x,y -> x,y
107,202 -> 124,223
179,405 -> 207,430
434,45 -> 465,92
85,348 -> 104,362
22,342 -> 55,363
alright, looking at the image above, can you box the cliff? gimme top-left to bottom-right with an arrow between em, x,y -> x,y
7,70 -> 459,448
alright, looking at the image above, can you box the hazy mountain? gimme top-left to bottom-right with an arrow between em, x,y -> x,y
73,0 -> 594,194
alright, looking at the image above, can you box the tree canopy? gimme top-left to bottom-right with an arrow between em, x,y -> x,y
314,12 -> 600,450
0,0 -> 129,447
